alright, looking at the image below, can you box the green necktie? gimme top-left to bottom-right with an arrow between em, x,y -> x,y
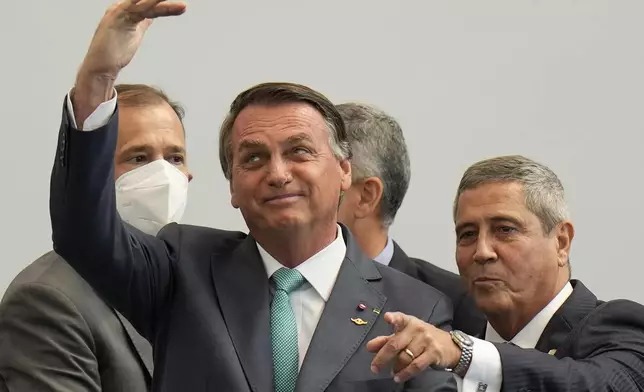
270,268 -> 306,392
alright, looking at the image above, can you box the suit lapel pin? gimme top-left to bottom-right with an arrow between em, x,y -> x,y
372,308 -> 381,315
357,303 -> 367,311
548,349 -> 557,355
351,317 -> 368,325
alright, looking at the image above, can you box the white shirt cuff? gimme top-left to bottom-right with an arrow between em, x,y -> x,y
457,337 -> 502,392
66,88 -> 118,131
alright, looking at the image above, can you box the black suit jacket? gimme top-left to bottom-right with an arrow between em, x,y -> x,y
0,251 -> 152,392
49,101 -> 457,392
493,280 -> 644,391
389,242 -> 486,337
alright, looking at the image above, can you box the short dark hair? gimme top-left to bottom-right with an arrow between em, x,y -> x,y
115,84 -> 185,126
218,82 -> 351,180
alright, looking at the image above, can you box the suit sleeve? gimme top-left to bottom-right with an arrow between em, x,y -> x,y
0,283 -> 101,392
497,300 -> 644,392
50,95 -> 175,339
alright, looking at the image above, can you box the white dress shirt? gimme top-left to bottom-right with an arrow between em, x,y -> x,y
457,282 -> 574,392
66,88 -> 117,131
65,89 -> 349,368
257,225 -> 346,368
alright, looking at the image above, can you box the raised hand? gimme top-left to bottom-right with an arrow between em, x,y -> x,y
73,0 -> 186,127
81,0 -> 186,77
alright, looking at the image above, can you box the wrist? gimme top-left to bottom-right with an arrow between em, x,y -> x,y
446,330 -> 474,378
72,71 -> 117,128
447,342 -> 463,369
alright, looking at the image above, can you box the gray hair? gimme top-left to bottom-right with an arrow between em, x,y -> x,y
336,102 -> 411,227
218,82 -> 351,180
453,155 -> 569,234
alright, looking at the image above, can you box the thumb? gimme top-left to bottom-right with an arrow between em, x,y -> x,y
384,312 -> 408,333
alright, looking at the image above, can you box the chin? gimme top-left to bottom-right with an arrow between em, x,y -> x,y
264,213 -> 308,231
473,290 -> 510,315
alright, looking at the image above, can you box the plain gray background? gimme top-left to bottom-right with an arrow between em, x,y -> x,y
1,0 -> 643,303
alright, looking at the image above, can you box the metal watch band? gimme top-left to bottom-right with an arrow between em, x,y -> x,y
448,330 -> 474,378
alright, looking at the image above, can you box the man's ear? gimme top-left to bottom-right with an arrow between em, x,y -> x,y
340,159 -> 352,192
230,180 -> 239,209
556,221 -> 574,267
354,177 -> 384,219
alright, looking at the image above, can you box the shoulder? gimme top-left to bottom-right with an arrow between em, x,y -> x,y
1,251 -> 114,326
4,251 -> 94,300
584,298 -> 644,328
374,262 -> 451,312
408,257 -> 468,299
409,257 -> 461,282
159,223 -> 247,253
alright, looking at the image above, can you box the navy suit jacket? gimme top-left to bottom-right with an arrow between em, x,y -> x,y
49,101 -> 457,392
494,280 -> 644,391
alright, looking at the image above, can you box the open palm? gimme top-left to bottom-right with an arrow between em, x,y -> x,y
82,0 -> 186,77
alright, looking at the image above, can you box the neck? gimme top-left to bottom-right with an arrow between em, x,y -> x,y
488,278 -> 568,340
351,218 -> 388,259
252,222 -> 338,268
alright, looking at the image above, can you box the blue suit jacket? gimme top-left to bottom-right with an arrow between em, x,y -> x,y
49,101 -> 457,392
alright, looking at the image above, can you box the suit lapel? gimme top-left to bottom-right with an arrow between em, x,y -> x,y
113,310 -> 154,378
535,280 -> 599,355
295,227 -> 386,392
211,236 -> 273,392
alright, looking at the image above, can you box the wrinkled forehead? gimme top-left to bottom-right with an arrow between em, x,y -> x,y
454,182 -> 529,223
231,103 -> 330,145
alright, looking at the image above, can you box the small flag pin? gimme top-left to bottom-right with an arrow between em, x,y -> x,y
357,303 -> 367,311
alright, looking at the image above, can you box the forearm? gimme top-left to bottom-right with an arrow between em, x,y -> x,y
72,72 -> 116,129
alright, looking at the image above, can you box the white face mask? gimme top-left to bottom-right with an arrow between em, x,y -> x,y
115,159 -> 189,236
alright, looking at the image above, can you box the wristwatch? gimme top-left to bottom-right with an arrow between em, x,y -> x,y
445,330 -> 474,378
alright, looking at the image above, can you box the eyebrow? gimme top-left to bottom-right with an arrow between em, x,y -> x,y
120,144 -> 186,156
237,133 -> 315,153
238,139 -> 266,153
284,133 -> 314,146
455,215 -> 523,233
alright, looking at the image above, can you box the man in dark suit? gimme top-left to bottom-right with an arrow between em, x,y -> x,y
47,2 -> 456,391
366,155 -> 644,391
0,83 -> 193,391
336,103 -> 485,337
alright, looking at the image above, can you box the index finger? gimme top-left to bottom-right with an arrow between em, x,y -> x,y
384,312 -> 409,333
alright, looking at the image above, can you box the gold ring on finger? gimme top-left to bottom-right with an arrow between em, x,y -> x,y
404,348 -> 415,360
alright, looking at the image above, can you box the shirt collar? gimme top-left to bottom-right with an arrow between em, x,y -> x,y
373,236 -> 394,266
485,281 -> 574,348
256,225 -> 347,302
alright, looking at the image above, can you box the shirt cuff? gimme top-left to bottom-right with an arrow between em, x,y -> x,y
66,88 -> 118,131
457,337 -> 502,392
